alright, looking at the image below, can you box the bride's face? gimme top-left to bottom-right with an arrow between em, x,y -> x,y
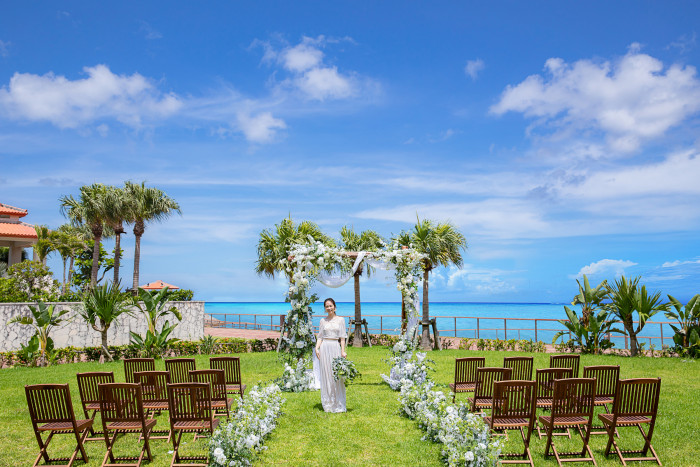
324,301 -> 336,315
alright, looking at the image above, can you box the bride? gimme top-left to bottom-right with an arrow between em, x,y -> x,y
314,298 -> 347,413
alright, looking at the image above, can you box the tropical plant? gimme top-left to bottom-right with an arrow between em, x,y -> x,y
401,218 -> 467,350
7,302 -> 69,366
104,185 -> 131,285
129,286 -> 182,358
606,276 -> 667,356
339,226 -> 383,347
198,334 -> 219,354
666,294 -> 700,357
123,181 -> 181,293
53,224 -> 88,294
255,216 -> 334,281
77,281 -> 134,363
553,305 -> 623,354
5,260 -> 60,301
572,275 -> 609,327
71,240 -> 115,291
33,225 -> 57,265
60,183 -> 117,289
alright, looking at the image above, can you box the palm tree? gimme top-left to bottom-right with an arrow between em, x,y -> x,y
104,185 -> 130,285
33,225 -> 56,265
60,183 -> 113,289
78,281 -> 133,363
405,218 -> 467,350
255,216 -> 333,281
572,275 -> 609,327
123,181 -> 181,293
339,226 -> 383,347
54,224 -> 88,294
7,302 -> 69,366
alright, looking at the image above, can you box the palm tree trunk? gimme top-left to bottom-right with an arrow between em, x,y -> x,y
113,232 -> 121,285
100,327 -> 112,363
420,267 -> 431,350
68,256 -> 75,292
90,225 -> 103,289
132,221 -> 143,293
61,257 -> 67,295
353,272 -> 363,347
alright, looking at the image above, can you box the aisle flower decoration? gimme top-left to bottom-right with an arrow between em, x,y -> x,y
381,327 -> 434,391
275,357 -> 314,392
209,384 -> 285,466
331,356 -> 361,386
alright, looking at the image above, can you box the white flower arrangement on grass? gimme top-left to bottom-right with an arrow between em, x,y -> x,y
331,356 -> 361,386
381,328 -> 434,391
209,384 -> 285,466
275,357 -> 314,392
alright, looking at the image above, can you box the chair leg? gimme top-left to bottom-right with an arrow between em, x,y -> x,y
102,430 -> 119,466
32,431 -> 53,467
171,430 -> 183,465
72,425 -> 90,464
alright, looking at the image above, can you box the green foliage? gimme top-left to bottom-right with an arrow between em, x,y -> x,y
4,261 -> 60,302
572,275 -> 609,327
553,305 -> 623,354
666,294 -> 700,357
169,288 -> 194,301
7,301 -> 69,366
0,276 -> 27,302
198,335 -> 219,354
129,286 -> 182,357
71,240 -> 114,291
129,324 -> 179,359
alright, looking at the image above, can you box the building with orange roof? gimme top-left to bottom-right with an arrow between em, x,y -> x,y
0,203 -> 38,268
140,280 -> 180,290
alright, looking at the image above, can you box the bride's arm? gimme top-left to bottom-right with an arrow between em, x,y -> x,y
315,321 -> 323,358
340,318 -> 347,358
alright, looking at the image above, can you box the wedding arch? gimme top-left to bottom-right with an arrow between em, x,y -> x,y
276,239 -> 426,362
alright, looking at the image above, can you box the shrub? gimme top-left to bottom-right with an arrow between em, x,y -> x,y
169,289 -> 194,301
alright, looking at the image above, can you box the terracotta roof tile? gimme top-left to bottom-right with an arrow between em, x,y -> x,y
0,222 -> 38,239
140,280 -> 180,290
0,203 -> 28,217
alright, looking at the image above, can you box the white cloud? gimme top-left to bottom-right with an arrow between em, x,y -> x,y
139,21 -> 163,40
491,47 -> 700,153
295,66 -> 354,100
236,111 -> 286,143
0,64 -> 181,128
662,258 -> 700,268
281,41 -> 324,72
464,59 -> 485,80
445,265 -> 515,293
573,259 -> 637,279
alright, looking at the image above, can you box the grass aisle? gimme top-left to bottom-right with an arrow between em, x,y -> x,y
0,347 -> 698,465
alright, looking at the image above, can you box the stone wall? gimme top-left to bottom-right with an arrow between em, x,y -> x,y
0,301 -> 204,352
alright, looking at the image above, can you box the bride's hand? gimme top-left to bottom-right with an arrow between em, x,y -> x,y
315,348 -> 320,359
341,351 -> 347,358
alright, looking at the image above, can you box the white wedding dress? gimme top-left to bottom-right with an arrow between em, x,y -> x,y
318,316 -> 347,413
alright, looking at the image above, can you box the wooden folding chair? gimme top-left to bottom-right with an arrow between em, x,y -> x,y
449,357 -> 485,402
98,383 -> 157,467
76,371 -> 114,442
599,378 -> 662,466
167,382 -> 220,467
550,354 -> 580,377
25,384 -> 93,467
189,369 -> 233,418
210,356 -> 247,398
535,368 -> 573,439
504,356 -> 534,380
469,367 -> 512,413
166,358 -> 196,384
538,377 -> 597,466
133,371 -> 171,440
583,365 -> 620,436
123,358 -> 155,383
484,380 -> 537,466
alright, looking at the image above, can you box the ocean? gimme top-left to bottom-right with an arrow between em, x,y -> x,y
205,302 -> 674,348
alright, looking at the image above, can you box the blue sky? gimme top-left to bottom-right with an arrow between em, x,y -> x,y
2,2 -> 700,303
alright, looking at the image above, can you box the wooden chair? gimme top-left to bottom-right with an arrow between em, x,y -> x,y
76,371 -> 114,442
504,356 -> 534,380
133,371 -> 171,440
538,378 -> 597,466
449,357 -> 485,402
210,356 -> 247,398
166,358 -> 196,384
469,367 -> 512,413
98,383 -> 157,467
583,365 -> 620,436
550,354 -> 580,377
167,382 -> 220,467
484,380 -> 537,466
189,369 -> 233,418
535,368 -> 573,439
25,384 -> 93,467
599,378 -> 662,465
123,358 -> 155,383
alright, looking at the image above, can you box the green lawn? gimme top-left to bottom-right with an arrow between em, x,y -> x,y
1,348 -> 697,466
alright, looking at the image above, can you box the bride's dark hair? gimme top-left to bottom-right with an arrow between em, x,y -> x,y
324,298 -> 336,308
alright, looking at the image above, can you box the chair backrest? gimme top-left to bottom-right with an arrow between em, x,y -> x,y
491,380 -> 537,422
189,369 -> 228,402
474,367 -> 513,399
550,354 -> 580,377
26,384 -> 77,426
166,358 -> 196,384
551,378 -> 596,418
124,358 -> 155,383
454,357 -> 485,384
210,356 -> 242,385
611,378 -> 661,419
503,356 -> 534,380
77,371 -> 115,407
583,365 -> 620,398
133,371 -> 170,404
98,383 -> 147,424
535,368 -> 573,400
167,382 -> 214,426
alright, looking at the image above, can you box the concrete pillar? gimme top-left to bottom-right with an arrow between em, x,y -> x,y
8,244 -> 22,267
